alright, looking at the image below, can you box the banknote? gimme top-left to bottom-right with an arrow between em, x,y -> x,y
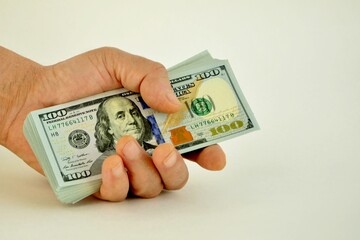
155,58 -> 258,154
23,51 -> 259,203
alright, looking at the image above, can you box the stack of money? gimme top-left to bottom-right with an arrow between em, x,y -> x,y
23,51 -> 259,203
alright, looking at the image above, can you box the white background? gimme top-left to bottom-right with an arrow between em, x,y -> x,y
1,1 -> 360,239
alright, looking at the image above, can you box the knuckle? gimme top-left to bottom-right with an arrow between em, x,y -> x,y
96,190 -> 128,202
131,182 -> 164,198
152,61 -> 166,71
107,194 -> 127,202
165,174 -> 189,190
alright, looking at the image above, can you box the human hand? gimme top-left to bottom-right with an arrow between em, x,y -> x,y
0,46 -> 226,201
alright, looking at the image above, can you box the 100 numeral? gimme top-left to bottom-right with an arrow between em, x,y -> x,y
210,120 -> 244,136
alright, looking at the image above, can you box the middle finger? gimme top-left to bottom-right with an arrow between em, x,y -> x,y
116,136 -> 163,198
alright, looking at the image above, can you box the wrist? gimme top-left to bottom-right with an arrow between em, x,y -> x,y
0,47 -> 44,146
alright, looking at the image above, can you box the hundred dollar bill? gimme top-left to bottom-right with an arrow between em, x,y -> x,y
154,58 -> 258,153
24,89 -> 160,203
23,51 -> 259,203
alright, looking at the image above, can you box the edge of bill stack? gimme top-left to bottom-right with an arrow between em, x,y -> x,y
23,50 -> 259,204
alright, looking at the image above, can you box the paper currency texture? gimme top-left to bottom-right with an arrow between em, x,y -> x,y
23,51 -> 259,203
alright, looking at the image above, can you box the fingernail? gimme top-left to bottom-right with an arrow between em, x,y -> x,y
164,151 -> 177,168
111,162 -> 123,178
166,91 -> 181,106
122,140 -> 140,161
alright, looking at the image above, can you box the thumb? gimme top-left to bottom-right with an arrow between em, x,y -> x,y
103,47 -> 181,113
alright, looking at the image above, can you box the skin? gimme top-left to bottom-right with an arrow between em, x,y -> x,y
0,46 -> 226,202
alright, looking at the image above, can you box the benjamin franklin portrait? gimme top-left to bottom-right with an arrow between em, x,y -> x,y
90,95 -> 156,175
